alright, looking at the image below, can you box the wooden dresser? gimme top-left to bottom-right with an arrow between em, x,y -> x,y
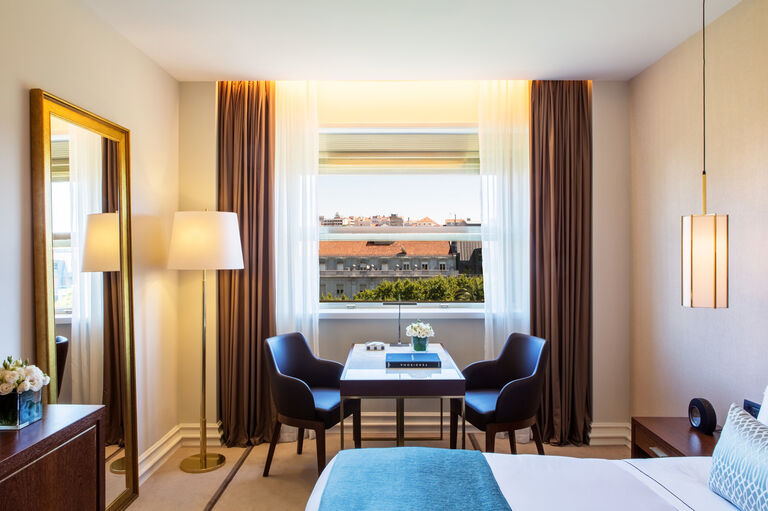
0,404 -> 105,509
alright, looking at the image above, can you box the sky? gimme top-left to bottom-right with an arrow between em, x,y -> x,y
318,174 -> 481,223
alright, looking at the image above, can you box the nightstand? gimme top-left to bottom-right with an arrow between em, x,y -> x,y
631,417 -> 720,458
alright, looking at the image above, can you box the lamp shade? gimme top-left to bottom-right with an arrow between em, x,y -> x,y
682,214 -> 728,308
167,211 -> 244,270
81,212 -> 120,272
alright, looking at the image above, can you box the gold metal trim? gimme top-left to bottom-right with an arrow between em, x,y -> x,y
29,89 -> 138,511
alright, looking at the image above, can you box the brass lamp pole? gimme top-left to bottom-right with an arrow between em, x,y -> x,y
167,211 -> 244,473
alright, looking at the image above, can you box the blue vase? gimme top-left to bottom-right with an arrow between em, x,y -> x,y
0,390 -> 43,430
411,336 -> 429,351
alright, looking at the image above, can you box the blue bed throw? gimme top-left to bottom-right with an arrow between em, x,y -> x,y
317,447 -> 512,511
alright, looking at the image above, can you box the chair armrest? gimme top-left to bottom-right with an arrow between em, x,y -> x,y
494,375 -> 541,423
304,358 -> 344,388
462,359 -> 503,390
271,373 -> 317,421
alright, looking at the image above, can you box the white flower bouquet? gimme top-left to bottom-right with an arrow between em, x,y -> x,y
405,321 -> 435,339
0,357 -> 50,396
0,357 -> 49,429
406,321 -> 434,351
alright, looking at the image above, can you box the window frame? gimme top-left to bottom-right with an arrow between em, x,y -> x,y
317,125 -> 484,314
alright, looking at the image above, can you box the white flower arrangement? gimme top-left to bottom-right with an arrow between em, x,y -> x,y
405,321 -> 435,339
0,357 -> 50,396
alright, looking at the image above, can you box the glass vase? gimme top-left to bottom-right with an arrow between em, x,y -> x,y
411,336 -> 429,352
0,389 -> 43,430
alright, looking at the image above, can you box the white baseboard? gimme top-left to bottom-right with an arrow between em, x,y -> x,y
589,422 -> 631,447
138,422 -> 222,485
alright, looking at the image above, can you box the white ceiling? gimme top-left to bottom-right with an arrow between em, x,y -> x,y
80,0 -> 741,81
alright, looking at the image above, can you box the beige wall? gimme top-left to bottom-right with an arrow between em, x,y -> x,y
177,82 -> 219,424
592,81 -> 632,424
0,0 -> 180,454
629,0 -> 767,420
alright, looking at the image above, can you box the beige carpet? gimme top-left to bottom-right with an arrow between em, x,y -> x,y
132,434 -> 629,510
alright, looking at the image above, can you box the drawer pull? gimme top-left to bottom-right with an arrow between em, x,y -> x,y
649,446 -> 669,458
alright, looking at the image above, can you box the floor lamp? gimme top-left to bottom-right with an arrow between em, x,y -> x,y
167,211 -> 244,473
81,213 -> 124,474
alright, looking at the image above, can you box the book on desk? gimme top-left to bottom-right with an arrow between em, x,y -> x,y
385,352 -> 442,369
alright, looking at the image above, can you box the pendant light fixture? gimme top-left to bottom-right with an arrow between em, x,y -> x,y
681,0 -> 728,308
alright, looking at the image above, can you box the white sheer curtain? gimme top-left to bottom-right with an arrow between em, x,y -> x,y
479,80 -> 531,360
68,123 -> 104,404
274,80 -> 320,354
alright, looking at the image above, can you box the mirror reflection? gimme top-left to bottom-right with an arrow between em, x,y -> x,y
49,115 -> 127,503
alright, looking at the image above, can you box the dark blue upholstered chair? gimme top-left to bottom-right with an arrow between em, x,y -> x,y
450,333 -> 549,454
263,332 -> 361,476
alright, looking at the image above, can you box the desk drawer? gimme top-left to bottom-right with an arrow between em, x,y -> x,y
634,425 -> 677,458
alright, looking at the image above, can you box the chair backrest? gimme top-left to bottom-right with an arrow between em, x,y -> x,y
496,333 -> 550,422
498,333 -> 548,382
55,336 -> 69,398
263,332 -> 317,418
265,332 -> 315,381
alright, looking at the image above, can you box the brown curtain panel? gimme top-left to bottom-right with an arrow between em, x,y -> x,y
217,81 -> 277,447
530,80 -> 593,446
101,138 -> 125,446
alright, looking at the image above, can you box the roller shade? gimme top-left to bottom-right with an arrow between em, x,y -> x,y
319,127 -> 479,175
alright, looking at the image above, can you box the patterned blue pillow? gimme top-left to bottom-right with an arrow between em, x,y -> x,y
708,404 -> 768,511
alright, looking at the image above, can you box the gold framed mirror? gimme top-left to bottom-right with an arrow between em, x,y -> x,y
30,89 -> 138,510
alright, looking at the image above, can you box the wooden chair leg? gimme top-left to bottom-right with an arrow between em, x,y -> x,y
508,430 -> 517,454
297,427 -> 304,454
449,409 -> 458,449
352,408 -> 362,449
315,427 -> 327,476
485,428 -> 496,453
263,420 -> 282,477
532,422 -> 545,455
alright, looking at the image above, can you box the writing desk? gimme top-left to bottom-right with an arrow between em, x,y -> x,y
339,343 -> 466,449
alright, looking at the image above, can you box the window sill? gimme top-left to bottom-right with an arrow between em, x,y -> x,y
55,315 -> 72,325
318,307 -> 485,320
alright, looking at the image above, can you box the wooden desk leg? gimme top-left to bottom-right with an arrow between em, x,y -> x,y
439,398 -> 444,441
461,397 -> 466,450
340,399 -> 345,451
396,398 -> 405,447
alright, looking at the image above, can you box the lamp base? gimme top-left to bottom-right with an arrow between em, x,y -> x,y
109,456 -> 126,474
389,342 -> 410,348
180,453 -> 226,473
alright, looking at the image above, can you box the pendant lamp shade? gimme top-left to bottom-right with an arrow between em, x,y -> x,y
681,213 -> 728,308
167,211 -> 244,270
681,0 -> 729,309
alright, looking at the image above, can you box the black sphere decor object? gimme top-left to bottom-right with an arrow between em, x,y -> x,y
688,398 -> 717,435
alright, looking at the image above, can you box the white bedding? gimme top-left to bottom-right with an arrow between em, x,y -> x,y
306,452 -> 737,510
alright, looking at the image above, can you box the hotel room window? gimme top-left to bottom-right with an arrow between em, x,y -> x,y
319,126 -> 483,305
51,137 -> 74,318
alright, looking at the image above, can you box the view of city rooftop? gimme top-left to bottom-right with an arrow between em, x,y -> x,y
319,174 -> 481,227
318,213 -> 478,227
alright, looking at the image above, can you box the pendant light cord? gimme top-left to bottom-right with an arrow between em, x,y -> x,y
702,0 -> 706,176
701,0 -> 707,214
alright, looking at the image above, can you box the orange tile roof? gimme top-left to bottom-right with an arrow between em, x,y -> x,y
414,217 -> 438,225
319,241 -> 452,257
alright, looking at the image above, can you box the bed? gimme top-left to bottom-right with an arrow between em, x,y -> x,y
306,448 -> 737,511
